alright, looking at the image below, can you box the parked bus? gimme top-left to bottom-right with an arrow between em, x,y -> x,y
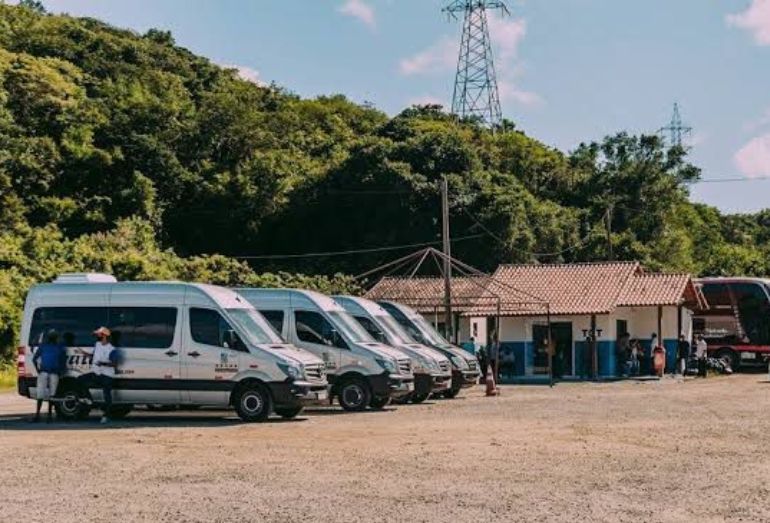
694,277 -> 770,370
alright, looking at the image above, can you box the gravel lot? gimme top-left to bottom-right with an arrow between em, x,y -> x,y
1,374 -> 769,522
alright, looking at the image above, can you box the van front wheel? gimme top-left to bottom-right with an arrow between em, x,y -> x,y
235,384 -> 271,422
338,379 -> 371,412
274,406 -> 303,419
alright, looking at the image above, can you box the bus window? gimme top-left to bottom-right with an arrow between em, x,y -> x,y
732,283 -> 770,345
701,283 -> 731,309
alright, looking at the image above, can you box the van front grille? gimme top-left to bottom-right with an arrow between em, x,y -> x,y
305,364 -> 326,382
398,358 -> 411,375
439,361 -> 451,373
467,359 -> 478,372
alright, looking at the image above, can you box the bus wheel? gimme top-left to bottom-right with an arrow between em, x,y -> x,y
235,383 -> 272,422
716,348 -> 740,372
338,379 -> 370,412
274,406 -> 303,419
54,383 -> 91,421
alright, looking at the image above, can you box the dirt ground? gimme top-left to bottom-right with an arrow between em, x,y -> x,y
1,374 -> 769,523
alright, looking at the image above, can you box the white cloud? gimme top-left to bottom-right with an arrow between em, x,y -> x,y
735,133 -> 770,177
488,15 -> 527,60
498,80 -> 542,107
338,0 -> 376,30
399,14 -> 541,108
223,64 -> 265,86
727,0 -> 770,45
399,37 -> 456,76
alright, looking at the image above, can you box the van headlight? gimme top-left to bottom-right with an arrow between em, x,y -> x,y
376,358 -> 398,374
426,358 -> 440,372
450,355 -> 469,370
278,363 -> 304,380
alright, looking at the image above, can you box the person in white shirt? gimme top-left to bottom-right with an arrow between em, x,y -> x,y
695,335 -> 708,378
90,326 -> 116,423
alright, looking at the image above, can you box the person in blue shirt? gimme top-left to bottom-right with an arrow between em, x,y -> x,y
32,330 -> 68,423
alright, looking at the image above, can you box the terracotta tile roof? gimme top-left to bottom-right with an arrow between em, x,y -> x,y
364,275 -> 547,315
618,273 -> 708,309
491,262 -> 640,316
365,261 -> 706,317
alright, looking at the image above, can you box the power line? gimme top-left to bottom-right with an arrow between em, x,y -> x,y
232,234 -> 485,260
688,176 -> 770,184
458,205 -> 607,258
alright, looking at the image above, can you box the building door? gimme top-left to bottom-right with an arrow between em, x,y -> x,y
532,323 -> 573,378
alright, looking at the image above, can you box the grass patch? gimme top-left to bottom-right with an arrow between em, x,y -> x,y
0,362 -> 15,390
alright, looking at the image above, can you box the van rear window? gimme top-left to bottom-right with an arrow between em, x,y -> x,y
29,307 -> 177,349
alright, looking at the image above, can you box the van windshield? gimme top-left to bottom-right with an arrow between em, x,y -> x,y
412,316 -> 451,348
226,308 -> 283,345
375,315 -> 416,345
328,311 -> 375,344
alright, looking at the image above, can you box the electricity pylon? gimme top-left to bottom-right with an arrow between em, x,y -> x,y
443,1 -> 509,128
659,102 -> 692,148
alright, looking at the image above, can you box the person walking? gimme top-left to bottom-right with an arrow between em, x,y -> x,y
477,345 -> 488,384
695,334 -> 708,378
677,334 -> 691,376
32,330 -> 67,423
90,326 -> 117,424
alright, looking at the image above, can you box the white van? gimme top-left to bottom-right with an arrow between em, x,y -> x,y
236,288 -> 415,411
17,274 -> 328,422
378,301 -> 480,398
334,296 -> 452,403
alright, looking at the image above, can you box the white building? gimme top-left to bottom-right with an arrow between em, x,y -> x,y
366,262 -> 707,381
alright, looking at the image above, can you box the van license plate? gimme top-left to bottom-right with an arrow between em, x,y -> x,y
741,352 -> 756,360
316,390 -> 328,400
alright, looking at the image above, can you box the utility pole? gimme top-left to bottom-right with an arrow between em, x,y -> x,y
441,177 -> 454,342
605,206 -> 613,261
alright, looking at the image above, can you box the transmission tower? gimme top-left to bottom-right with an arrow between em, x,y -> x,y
444,0 -> 509,128
659,102 -> 692,148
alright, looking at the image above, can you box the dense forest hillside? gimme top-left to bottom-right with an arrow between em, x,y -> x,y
0,3 -> 768,357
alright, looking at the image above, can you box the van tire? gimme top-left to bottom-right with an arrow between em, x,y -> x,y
369,396 -> 390,410
54,383 -> 91,421
442,387 -> 460,399
410,392 -> 429,404
107,405 -> 133,420
274,406 -> 303,419
235,383 -> 271,422
338,378 -> 371,412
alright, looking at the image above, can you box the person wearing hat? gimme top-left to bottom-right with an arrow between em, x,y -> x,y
91,326 -> 116,424
32,329 -> 67,423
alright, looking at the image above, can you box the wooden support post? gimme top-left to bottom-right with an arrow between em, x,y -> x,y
591,314 -> 598,380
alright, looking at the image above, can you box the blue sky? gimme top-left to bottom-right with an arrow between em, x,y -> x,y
30,0 -> 770,213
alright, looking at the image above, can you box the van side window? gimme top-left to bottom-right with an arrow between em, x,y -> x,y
260,310 -> 284,335
29,307 -> 108,347
295,310 -> 346,349
110,307 -> 177,349
190,308 -> 244,350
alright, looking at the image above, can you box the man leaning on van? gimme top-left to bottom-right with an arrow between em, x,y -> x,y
81,327 -> 117,424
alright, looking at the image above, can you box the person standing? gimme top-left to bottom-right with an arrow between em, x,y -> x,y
90,326 -> 116,424
695,334 -> 708,378
476,345 -> 488,384
676,334 -> 691,376
617,333 -> 630,377
32,330 -> 67,423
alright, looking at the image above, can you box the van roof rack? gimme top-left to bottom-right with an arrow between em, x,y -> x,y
54,273 -> 118,284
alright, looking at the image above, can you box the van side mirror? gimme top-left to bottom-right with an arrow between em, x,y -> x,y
224,330 -> 246,352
